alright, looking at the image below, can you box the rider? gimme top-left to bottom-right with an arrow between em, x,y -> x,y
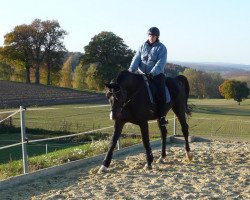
128,27 -> 168,126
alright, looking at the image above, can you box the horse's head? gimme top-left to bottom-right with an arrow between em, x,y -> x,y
105,80 -> 127,120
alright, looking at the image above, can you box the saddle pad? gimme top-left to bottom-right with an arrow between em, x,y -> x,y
144,78 -> 171,104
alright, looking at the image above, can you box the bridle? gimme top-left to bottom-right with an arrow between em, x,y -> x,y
108,87 -> 140,112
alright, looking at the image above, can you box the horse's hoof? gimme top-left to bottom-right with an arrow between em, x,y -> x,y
143,164 -> 153,170
98,165 -> 108,174
156,157 -> 164,164
186,152 -> 193,161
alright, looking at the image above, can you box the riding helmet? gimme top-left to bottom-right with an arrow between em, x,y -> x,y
148,27 -> 160,37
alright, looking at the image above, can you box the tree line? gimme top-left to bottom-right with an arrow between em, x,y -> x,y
0,19 -> 249,104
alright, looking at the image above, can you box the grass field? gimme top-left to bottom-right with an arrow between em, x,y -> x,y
187,99 -> 250,139
0,99 -> 250,179
0,98 -> 249,176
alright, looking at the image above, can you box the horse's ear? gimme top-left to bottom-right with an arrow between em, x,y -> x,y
105,82 -> 120,90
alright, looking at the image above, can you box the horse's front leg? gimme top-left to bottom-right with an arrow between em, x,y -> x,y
139,121 -> 154,169
156,120 -> 167,164
98,121 -> 124,173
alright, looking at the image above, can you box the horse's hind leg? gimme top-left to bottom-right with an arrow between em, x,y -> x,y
98,121 -> 124,173
173,107 -> 193,161
139,121 -> 154,169
156,120 -> 167,163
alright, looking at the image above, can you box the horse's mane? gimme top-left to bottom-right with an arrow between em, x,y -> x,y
115,70 -> 130,83
116,70 -> 142,86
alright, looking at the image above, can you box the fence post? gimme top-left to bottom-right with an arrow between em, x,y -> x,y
173,114 -> 176,136
117,139 -> 121,150
20,106 -> 28,174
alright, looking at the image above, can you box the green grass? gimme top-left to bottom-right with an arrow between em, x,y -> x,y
185,99 -> 250,140
0,99 -> 249,179
0,137 -> 144,180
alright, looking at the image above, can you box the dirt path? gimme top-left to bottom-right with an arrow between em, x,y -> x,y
0,140 -> 249,199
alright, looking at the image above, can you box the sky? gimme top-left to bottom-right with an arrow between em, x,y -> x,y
1,0 -> 250,65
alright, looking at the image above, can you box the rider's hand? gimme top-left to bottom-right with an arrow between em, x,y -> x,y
146,73 -> 153,80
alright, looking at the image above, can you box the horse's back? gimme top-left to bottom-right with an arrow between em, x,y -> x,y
165,77 -> 180,99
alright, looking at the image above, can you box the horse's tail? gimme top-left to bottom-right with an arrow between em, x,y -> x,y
176,75 -> 192,116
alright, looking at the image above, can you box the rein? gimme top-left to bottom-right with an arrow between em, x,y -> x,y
121,89 -> 140,109
109,74 -> 146,112
109,90 -> 121,100
110,85 -> 143,112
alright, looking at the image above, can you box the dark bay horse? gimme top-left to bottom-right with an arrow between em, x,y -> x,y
98,70 -> 192,173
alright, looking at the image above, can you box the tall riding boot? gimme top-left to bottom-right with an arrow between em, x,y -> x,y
153,74 -> 168,126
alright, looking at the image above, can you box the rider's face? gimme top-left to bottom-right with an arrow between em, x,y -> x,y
148,34 -> 158,44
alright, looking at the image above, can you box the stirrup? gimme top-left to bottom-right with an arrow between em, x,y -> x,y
159,116 -> 168,126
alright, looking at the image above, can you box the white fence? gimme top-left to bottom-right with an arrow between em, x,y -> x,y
1,104 -> 248,176
0,105 -> 177,175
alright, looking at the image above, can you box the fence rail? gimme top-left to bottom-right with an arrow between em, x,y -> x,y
0,109 -> 20,124
1,103 -> 249,176
0,105 -> 178,175
0,142 -> 23,150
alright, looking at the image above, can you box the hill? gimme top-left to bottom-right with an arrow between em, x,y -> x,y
171,61 -> 250,75
0,81 -> 106,108
222,71 -> 250,87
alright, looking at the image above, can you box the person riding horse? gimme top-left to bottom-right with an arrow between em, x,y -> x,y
98,27 -> 192,173
128,27 -> 169,126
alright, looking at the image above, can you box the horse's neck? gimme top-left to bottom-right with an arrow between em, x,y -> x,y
116,71 -> 145,97
122,74 -> 143,94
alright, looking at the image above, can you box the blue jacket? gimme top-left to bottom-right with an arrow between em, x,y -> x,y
129,40 -> 167,76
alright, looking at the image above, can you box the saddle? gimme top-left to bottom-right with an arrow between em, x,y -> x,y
143,75 -> 179,104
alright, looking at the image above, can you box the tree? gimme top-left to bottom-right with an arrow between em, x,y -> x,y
80,31 -> 134,86
209,72 -> 224,98
72,64 -> 86,90
59,56 -> 73,88
165,63 -> 186,77
0,61 -> 13,80
44,50 -> 65,85
181,68 -> 205,98
85,64 -> 102,90
66,52 -> 82,71
182,68 -> 224,98
0,24 -> 33,83
30,19 -> 67,84
219,80 -> 249,105
0,19 -> 67,84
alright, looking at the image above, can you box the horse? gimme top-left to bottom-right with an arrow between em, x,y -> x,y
98,70 -> 192,173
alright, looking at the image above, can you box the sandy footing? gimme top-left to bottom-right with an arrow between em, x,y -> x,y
0,140 -> 249,199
